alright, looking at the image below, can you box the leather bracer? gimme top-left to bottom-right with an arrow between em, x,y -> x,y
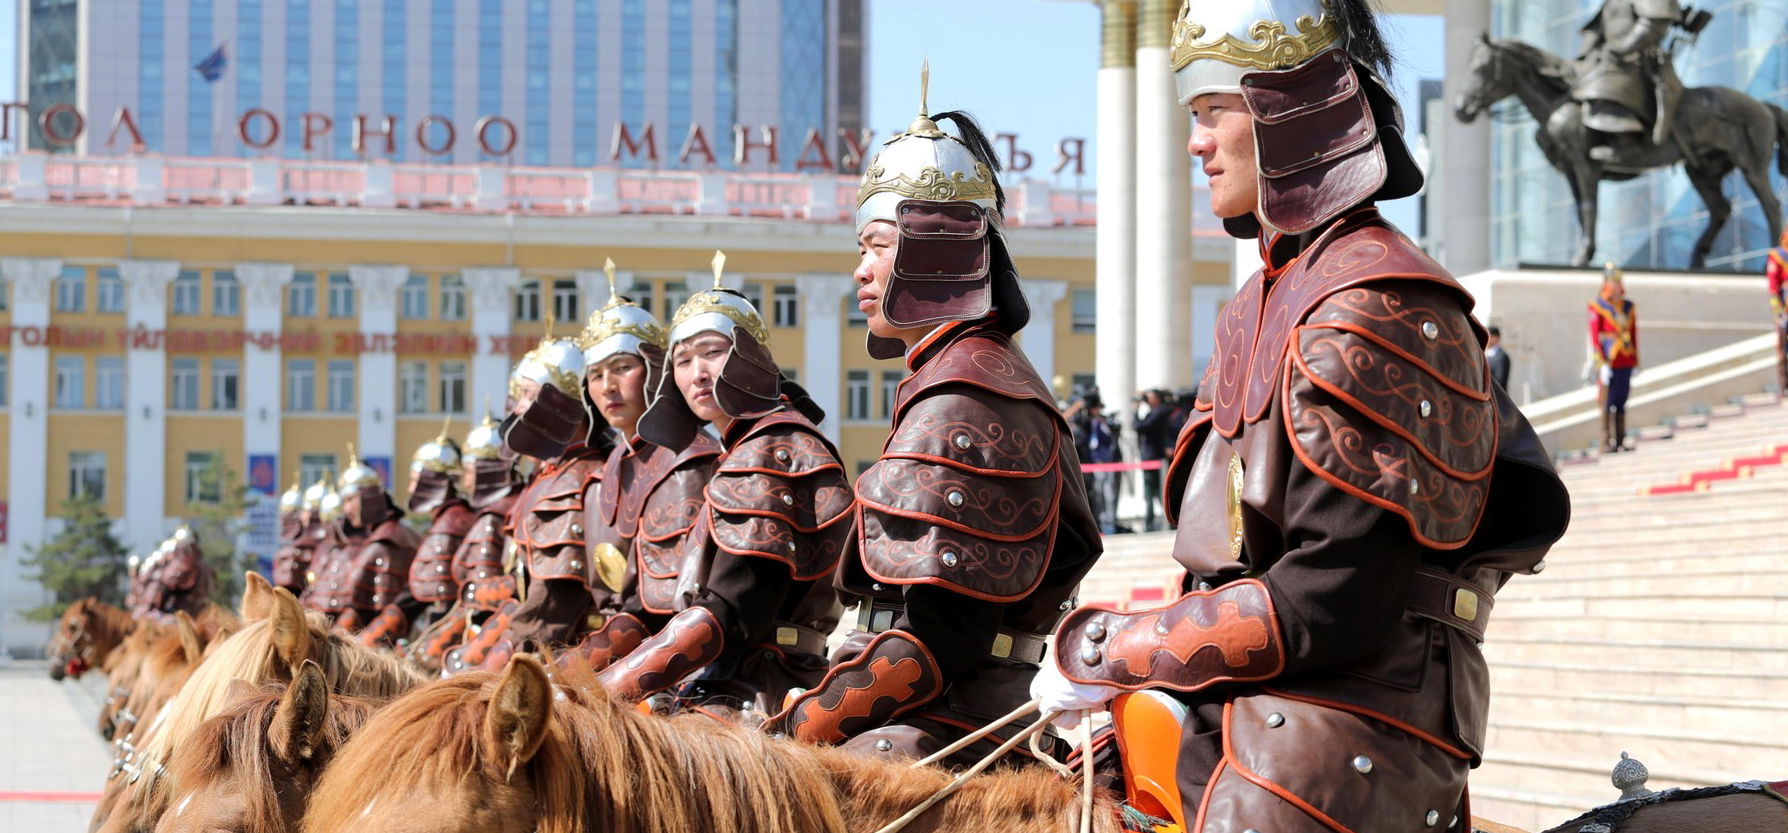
453,600 -> 518,670
358,604 -> 410,648
561,612 -> 652,672
596,605 -> 725,702
775,629 -> 944,745
415,610 -> 470,665
335,607 -> 366,633
1055,579 -> 1285,692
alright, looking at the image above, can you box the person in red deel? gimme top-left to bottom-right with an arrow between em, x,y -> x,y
1767,226 -> 1787,394
1590,262 -> 1639,453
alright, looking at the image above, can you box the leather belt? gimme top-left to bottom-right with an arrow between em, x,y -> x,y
850,599 -> 1048,665
1406,567 -> 1492,643
770,621 -> 830,657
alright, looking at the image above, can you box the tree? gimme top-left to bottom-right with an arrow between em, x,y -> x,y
21,493 -> 129,621
184,453 -> 256,606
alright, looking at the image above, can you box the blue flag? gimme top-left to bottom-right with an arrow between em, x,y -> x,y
195,44 -> 227,82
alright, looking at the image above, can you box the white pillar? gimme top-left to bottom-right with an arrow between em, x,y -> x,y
1232,237 -> 1263,290
2,257 -> 60,656
236,263 -> 294,474
119,259 -> 180,550
576,268 -> 639,320
1134,0 -> 1193,391
685,269 -> 744,293
1021,278 -> 1070,392
350,265 -> 407,484
1096,0 -> 1138,416
795,273 -> 853,441
1441,0 -> 1492,275
464,267 -> 520,416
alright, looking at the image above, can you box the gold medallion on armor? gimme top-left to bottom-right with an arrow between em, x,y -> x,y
1226,453 -> 1246,561
592,542 -> 627,593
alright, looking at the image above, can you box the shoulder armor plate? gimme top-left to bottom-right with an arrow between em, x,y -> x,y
705,412 -> 853,579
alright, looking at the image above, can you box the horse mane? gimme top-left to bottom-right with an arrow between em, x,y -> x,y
166,681 -> 385,833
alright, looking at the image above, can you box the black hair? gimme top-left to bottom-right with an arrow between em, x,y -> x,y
1336,0 -> 1394,80
1488,326 -> 1502,337
931,110 -> 1007,215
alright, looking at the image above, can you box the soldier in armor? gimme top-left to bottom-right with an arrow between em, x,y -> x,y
1029,3 -> 1572,831
363,422 -> 476,647
595,253 -> 851,714
298,479 -> 340,612
437,412 -> 528,671
1767,227 -> 1787,394
1574,0 -> 1686,161
771,83 -> 1102,762
330,450 -> 421,639
127,526 -> 214,621
271,477 -> 309,596
1590,263 -> 1641,453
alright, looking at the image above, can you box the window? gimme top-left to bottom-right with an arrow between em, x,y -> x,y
439,361 -> 467,413
630,283 -> 655,318
94,357 -> 125,410
54,356 -> 85,408
513,279 -> 542,321
782,367 -> 798,383
880,371 -> 901,420
0,354 -> 7,406
663,284 -> 689,321
287,359 -> 316,411
69,452 -> 106,500
171,270 -> 202,315
212,270 -> 240,316
170,358 -> 200,410
1071,289 -> 1097,334
400,274 -> 428,320
1071,373 -> 1097,399
211,358 -> 240,410
741,282 -> 765,313
399,361 -> 429,413
326,360 -> 355,412
846,370 -> 871,421
55,266 -> 85,312
552,279 -> 579,322
772,285 -> 799,327
439,274 -> 466,320
299,453 -> 336,489
288,273 -> 317,317
846,294 -> 868,327
326,273 -> 355,318
96,267 -> 125,313
185,451 -> 221,504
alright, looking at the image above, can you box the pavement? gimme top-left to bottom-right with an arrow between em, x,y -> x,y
0,661 -> 112,831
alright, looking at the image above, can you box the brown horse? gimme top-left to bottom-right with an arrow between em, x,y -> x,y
97,621 -> 169,740
152,660 -> 385,833
48,598 -> 137,681
305,654 -> 1121,833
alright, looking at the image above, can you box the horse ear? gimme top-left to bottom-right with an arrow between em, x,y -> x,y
175,610 -> 205,665
483,655 -> 553,781
1479,31 -> 1490,45
241,572 -> 275,622
270,660 -> 329,762
269,587 -> 313,671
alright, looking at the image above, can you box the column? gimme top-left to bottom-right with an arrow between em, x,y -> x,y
350,265 -> 407,483
236,263 -> 294,484
464,268 -> 520,417
1,257 -> 60,657
684,269 -> 744,293
1133,0 -> 1194,391
1441,0 -> 1492,275
1021,279 -> 1070,393
119,259 -> 180,551
794,273 -> 854,441
575,268 -> 639,320
1096,0 -> 1139,425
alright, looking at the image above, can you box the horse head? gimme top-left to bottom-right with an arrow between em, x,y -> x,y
47,598 -> 95,680
1454,35 -> 1575,125
1455,34 -> 1512,124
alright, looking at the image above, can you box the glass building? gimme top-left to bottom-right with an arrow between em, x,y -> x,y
1489,0 -> 1788,272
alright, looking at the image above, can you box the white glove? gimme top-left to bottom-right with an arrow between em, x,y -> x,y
1030,653 -> 1121,729
1598,365 -> 1613,385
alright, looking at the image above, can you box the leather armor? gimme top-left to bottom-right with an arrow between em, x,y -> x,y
596,605 -> 726,702
408,500 -> 476,604
273,516 -> 314,595
305,530 -> 361,614
344,519 -> 421,615
594,434 -> 722,615
781,630 -> 944,744
453,495 -> 520,612
512,445 -> 608,586
704,410 -> 854,580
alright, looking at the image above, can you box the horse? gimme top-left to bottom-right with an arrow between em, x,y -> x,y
304,654 -> 1123,833
97,621 -> 169,740
48,597 -> 137,681
1453,35 -> 1788,268
151,660 -> 386,833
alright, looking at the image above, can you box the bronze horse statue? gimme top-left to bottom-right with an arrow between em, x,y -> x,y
1454,35 -> 1788,269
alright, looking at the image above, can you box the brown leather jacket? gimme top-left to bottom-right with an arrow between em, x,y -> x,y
273,513 -> 313,595
592,433 -> 723,617
304,526 -> 361,614
510,444 -> 609,589
408,499 -> 476,604
453,494 -> 521,612
343,518 -> 420,616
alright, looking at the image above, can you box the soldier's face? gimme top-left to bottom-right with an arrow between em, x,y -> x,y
460,462 -> 477,495
672,332 -> 732,426
854,220 -> 935,347
342,490 -> 364,526
1188,93 -> 1259,220
587,354 -> 650,437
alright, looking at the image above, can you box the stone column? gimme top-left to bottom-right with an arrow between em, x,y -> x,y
119,260 -> 180,551
1,257 -> 60,656
684,269 -> 744,294
1441,0 -> 1492,275
236,263 -> 294,483
1133,0 -> 1193,391
575,268 -> 638,320
350,265 -> 408,484
1096,0 -> 1139,424
463,268 -> 520,417
1021,279 -> 1070,393
794,273 -> 853,441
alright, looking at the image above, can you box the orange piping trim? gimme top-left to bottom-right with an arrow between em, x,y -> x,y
1287,349 -> 1496,482
1258,688 -> 1472,760
1219,701 -> 1359,833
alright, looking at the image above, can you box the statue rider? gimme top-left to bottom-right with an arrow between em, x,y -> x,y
1574,0 -> 1686,162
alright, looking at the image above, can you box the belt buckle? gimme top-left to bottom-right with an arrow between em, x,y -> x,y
1452,588 -> 1480,623
776,626 -> 800,647
989,633 -> 1015,660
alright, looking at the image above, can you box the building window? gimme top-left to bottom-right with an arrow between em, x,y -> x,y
326,272 -> 355,318
741,282 -> 765,313
846,370 -> 871,421
782,367 -> 798,383
54,356 -> 84,409
880,371 -> 901,420
326,360 -> 355,412
55,266 -> 85,312
1071,289 -> 1097,334
299,452 -> 336,489
514,279 -> 542,321
630,283 -> 655,318
439,274 -> 466,320
439,361 -> 467,413
288,273 -> 317,317
69,452 -> 106,501
400,274 -> 429,320
552,279 -> 579,322
211,358 -> 240,410
847,294 -> 868,327
170,357 -> 200,410
96,267 -> 125,313
0,354 -> 8,406
1071,373 -> 1097,398
856,460 -> 875,478
171,270 -> 202,315
287,359 -> 316,411
772,285 -> 799,327
663,284 -> 689,321
399,361 -> 429,413
185,451 -> 222,504
212,270 -> 240,316
94,357 -> 125,410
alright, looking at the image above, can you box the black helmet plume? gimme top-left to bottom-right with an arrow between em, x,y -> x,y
1334,0 -> 1394,80
931,110 -> 1006,215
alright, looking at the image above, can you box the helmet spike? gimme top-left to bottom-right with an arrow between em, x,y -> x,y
347,442 -> 360,467
437,415 -> 453,443
919,57 -> 930,120
711,250 -> 727,289
602,257 -> 621,309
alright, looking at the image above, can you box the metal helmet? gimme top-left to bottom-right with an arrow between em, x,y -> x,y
666,251 -> 770,349
410,417 -> 463,475
463,410 -> 506,461
578,258 -> 668,368
318,487 -> 343,523
338,445 -> 382,493
509,312 -> 586,402
302,475 -> 329,512
278,476 -> 304,514
854,64 -> 1002,235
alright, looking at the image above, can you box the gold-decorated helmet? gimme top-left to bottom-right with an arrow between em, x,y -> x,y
318,488 -> 343,523
854,61 -> 1004,235
578,258 -> 668,367
666,250 -> 769,348
338,445 -> 382,493
302,475 -> 329,512
411,417 -> 462,474
463,410 -> 505,462
278,476 -> 304,514
509,312 -> 586,400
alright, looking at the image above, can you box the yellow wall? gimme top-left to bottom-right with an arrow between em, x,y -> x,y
163,414 -> 245,516
48,414 -> 126,516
